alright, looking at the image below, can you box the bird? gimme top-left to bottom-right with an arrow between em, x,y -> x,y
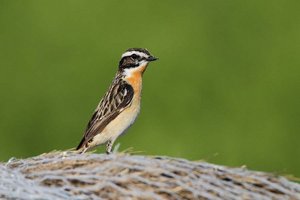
76,48 -> 158,154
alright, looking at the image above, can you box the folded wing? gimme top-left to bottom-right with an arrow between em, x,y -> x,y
76,80 -> 134,150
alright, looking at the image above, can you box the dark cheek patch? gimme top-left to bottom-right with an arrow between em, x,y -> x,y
119,57 -> 138,69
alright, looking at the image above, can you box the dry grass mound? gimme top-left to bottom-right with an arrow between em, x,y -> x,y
1,151 -> 300,199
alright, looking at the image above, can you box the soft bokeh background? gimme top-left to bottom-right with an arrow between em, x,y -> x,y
0,1 -> 299,176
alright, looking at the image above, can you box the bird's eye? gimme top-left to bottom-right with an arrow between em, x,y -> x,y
131,54 -> 139,59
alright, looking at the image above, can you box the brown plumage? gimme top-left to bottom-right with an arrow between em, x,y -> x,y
76,48 -> 158,154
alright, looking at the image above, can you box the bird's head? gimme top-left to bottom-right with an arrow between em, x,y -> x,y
119,48 -> 158,74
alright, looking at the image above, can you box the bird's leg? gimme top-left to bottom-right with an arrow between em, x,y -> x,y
81,147 -> 88,154
106,140 -> 114,154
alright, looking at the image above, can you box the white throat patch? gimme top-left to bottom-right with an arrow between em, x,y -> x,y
123,62 -> 147,77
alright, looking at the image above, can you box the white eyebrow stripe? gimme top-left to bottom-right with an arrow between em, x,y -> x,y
121,51 -> 149,58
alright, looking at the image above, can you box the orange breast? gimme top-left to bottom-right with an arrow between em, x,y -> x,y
125,64 -> 147,93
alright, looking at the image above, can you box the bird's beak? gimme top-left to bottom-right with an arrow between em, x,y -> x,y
146,56 -> 158,62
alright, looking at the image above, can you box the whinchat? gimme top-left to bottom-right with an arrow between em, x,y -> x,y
76,48 -> 158,154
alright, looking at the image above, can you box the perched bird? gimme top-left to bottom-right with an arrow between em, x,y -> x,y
76,48 -> 158,154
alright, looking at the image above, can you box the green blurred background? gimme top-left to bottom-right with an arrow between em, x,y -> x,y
0,1 -> 299,176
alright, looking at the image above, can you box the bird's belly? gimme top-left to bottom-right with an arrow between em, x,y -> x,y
92,101 -> 141,145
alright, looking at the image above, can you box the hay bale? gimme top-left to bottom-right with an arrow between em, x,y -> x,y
1,151 -> 300,199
